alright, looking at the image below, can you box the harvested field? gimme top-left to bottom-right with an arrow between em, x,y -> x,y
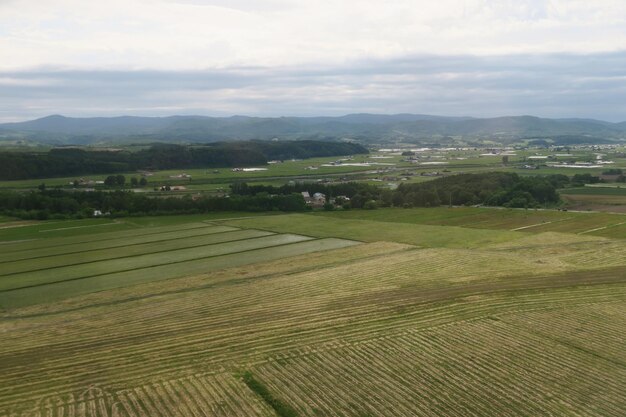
251,308 -> 626,416
1,215 -> 625,416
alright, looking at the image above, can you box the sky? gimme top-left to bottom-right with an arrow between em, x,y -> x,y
1,0 -> 626,122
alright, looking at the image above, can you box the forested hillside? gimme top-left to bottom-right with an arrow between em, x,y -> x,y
1,114 -> 625,145
0,141 -> 367,180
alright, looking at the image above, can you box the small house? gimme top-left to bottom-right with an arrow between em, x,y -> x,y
312,192 -> 326,204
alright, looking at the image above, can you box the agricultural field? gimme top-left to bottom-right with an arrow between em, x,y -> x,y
1,209 -> 626,416
311,207 -> 626,239
4,145 -> 621,195
0,154 -> 398,192
560,186 -> 626,213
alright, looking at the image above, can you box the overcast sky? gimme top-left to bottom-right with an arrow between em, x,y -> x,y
1,0 -> 626,122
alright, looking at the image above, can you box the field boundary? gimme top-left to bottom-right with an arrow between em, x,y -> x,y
0,229 -> 270,273
509,217 -> 573,231
0,235 -> 316,293
578,221 -> 626,235
2,243 -> 405,319
0,222 -> 216,253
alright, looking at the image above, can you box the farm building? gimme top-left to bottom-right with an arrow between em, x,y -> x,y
312,192 -> 326,204
301,191 -> 326,207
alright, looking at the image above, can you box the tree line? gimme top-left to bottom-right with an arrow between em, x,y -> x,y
232,172 -> 584,209
0,189 -> 307,220
0,141 -> 368,180
0,172 -> 603,220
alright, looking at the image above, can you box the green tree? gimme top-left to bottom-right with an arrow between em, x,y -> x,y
363,200 -> 378,210
104,176 -> 117,187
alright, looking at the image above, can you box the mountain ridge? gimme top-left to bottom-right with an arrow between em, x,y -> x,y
1,113 -> 625,145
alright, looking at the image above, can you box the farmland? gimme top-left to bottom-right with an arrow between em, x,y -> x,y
310,206 -> 626,239
1,208 -> 626,416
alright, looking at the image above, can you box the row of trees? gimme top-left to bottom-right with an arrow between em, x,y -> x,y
103,175 -> 148,187
393,173 -> 565,208
233,173 -> 576,209
0,189 -> 307,220
0,172 -> 606,220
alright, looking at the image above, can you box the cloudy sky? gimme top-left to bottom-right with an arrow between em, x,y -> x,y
1,0 -> 626,122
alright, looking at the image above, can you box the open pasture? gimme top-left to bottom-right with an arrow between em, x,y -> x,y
312,207 -> 626,238
0,212 -> 275,243
0,218 -> 135,242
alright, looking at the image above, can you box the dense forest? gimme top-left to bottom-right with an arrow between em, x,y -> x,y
0,141 -> 367,180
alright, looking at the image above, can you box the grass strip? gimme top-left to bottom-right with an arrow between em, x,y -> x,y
240,371 -> 298,417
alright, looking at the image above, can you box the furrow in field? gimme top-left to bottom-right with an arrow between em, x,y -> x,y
0,233 -> 312,291
0,287 -> 622,407
0,254 -> 620,358
248,315 -> 626,416
2,241 -> 409,318
0,225 -> 239,264
2,227 -> 625,413
0,237 -> 358,309
0,222 -> 214,255
0,229 -> 272,275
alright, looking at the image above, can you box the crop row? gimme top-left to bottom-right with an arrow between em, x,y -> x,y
0,244 -> 589,352
0,246 -> 620,352
0,233 -> 310,291
500,303 -> 626,365
0,261 -> 622,407
0,237 -> 358,309
252,313 -> 626,416
0,229 -> 271,276
319,208 -> 626,237
116,373 -> 274,417
0,221 -> 220,254
0,224 -> 238,263
4,241 -> 407,318
0,386 -> 119,417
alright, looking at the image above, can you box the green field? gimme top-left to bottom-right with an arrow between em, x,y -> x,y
307,207 -> 626,238
1,208 -> 625,416
0,154 -> 400,191
0,220 -> 358,309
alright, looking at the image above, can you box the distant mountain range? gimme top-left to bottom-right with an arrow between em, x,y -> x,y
1,114 -> 625,145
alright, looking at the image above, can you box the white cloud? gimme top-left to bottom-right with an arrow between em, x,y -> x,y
2,1 -> 626,121
1,0 -> 626,70
2,53 -> 626,122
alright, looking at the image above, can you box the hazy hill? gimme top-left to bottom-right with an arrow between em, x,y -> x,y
1,114 -> 625,145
